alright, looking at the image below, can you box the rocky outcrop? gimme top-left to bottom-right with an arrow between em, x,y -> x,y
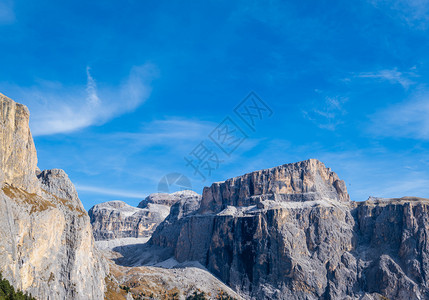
0,93 -> 39,193
138,190 -> 201,208
89,201 -> 170,241
150,160 -> 429,299
37,169 -> 81,207
150,192 -> 203,253
199,158 -> 349,214
0,93 -> 106,299
89,191 -> 201,241
352,197 -> 429,300
105,257 -> 244,300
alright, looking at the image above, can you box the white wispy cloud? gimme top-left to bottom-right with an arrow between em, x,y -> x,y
0,0 -> 15,25
112,119 -> 216,142
377,176 -> 429,197
50,118 -> 222,179
85,66 -> 100,106
369,0 -> 429,30
303,96 -> 348,130
2,63 -> 158,136
356,68 -> 417,88
369,90 -> 429,139
75,184 -> 147,199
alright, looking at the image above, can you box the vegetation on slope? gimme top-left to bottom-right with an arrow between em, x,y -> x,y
0,273 -> 36,300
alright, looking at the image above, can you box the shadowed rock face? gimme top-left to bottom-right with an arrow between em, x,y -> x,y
353,198 -> 429,300
89,191 -> 201,241
0,93 -> 106,300
150,160 -> 429,299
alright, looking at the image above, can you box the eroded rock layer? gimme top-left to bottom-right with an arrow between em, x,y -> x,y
150,160 -> 429,300
89,191 -> 201,241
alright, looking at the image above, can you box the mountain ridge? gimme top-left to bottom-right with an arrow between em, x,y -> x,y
0,93 -> 106,300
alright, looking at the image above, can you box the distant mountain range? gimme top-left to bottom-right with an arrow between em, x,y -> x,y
1,92 -> 429,299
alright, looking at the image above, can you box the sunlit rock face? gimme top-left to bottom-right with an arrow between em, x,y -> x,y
89,200 -> 170,241
89,191 -> 201,241
0,93 -> 39,194
199,158 -> 349,214
138,190 -> 201,208
151,160 -> 429,299
0,93 -> 106,300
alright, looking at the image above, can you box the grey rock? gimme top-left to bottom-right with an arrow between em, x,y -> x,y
150,194 -> 205,257
37,168 -> 83,210
105,256 -> 244,300
89,191 -> 201,241
138,190 -> 200,208
89,200 -> 170,241
199,158 -> 349,214
150,160 -> 429,300
0,93 -> 39,193
0,94 -> 106,300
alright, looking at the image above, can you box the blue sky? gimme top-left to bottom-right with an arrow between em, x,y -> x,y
1,0 -> 429,209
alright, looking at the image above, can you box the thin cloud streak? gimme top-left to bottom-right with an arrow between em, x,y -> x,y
377,177 -> 429,197
369,91 -> 429,140
3,63 -> 158,136
85,66 -> 100,106
76,184 -> 147,199
369,0 -> 429,30
108,119 -> 217,145
356,68 -> 416,88
303,96 -> 348,130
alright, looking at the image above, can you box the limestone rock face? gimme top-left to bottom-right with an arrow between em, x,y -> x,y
89,201 -> 170,241
150,192 -> 203,252
353,197 -> 429,300
150,160 -> 429,299
137,190 -> 201,208
0,93 -> 106,299
199,158 -> 349,214
89,191 -> 201,241
0,93 -> 39,193
37,168 -> 83,210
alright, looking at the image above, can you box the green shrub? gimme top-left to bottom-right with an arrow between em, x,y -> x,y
0,273 -> 36,300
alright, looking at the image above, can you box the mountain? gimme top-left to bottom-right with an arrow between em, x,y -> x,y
89,191 -> 201,241
137,190 -> 201,209
148,159 -> 429,299
0,93 -> 106,299
3,91 -> 429,300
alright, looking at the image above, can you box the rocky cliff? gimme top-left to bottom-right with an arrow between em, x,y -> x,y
138,190 -> 201,208
89,191 -> 200,241
0,93 -> 39,194
0,93 -> 106,300
150,159 -> 429,299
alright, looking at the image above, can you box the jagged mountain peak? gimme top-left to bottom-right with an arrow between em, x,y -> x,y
199,158 -> 349,214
